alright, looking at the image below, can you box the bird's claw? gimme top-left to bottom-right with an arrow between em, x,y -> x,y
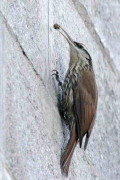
52,69 -> 62,87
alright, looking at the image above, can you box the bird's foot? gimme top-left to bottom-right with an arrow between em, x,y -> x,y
52,70 -> 62,88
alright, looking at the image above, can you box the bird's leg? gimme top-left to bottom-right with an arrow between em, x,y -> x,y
52,70 -> 63,88
52,70 -> 64,116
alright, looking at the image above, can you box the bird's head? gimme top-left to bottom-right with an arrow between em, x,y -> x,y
54,24 -> 92,68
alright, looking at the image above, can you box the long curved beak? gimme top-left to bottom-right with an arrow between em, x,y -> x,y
54,24 -> 75,46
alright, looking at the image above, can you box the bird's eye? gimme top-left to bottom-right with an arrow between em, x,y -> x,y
74,42 -> 83,49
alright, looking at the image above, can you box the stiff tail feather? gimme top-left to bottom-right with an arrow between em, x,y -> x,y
61,126 -> 78,176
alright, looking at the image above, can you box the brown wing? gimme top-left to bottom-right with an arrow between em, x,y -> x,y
73,70 -> 98,149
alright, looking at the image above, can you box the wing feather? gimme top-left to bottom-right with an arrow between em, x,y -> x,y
73,70 -> 98,149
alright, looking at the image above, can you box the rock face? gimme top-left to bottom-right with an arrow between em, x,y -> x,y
0,1 -> 120,180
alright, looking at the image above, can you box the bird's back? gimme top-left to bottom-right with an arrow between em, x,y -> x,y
62,68 -> 98,148
74,70 -> 98,146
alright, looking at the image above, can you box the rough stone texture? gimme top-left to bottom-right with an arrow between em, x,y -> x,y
0,0 -> 120,180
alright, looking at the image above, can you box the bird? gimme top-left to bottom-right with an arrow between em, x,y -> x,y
53,24 -> 98,176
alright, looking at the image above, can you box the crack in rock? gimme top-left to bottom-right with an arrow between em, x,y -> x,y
0,10 -> 59,107
0,10 -> 43,82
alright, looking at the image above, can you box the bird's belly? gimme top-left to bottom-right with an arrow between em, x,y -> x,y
62,79 -> 74,123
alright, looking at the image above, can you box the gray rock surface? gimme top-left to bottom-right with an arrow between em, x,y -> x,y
0,1 -> 120,180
